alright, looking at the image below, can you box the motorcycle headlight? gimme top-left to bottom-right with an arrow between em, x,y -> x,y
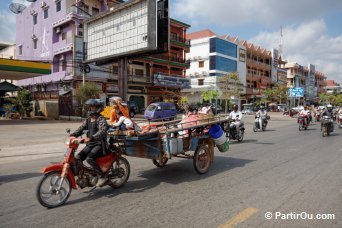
64,138 -> 70,146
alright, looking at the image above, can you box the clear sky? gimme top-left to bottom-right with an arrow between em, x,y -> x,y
1,0 -> 342,82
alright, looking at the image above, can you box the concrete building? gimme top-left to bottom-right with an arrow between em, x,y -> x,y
183,30 -> 246,108
325,80 -> 341,94
0,42 -> 17,96
14,0 -> 190,116
315,71 -> 326,94
15,0 -> 123,116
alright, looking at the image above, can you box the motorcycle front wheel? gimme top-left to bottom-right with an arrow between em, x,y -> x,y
322,126 -> 327,137
36,171 -> 72,208
108,157 -> 130,189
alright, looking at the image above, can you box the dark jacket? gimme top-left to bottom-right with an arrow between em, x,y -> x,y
72,116 -> 108,145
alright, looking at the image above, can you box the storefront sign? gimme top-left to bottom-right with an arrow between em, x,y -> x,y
288,87 -> 304,97
107,83 -> 119,92
153,73 -> 191,88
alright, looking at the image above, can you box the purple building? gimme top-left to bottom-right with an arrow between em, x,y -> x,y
15,0 -> 122,116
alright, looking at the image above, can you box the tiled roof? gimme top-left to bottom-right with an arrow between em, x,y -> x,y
187,29 -> 216,40
326,80 -> 337,86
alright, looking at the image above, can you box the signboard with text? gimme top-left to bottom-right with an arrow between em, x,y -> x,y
288,87 -> 304,97
153,73 -> 191,88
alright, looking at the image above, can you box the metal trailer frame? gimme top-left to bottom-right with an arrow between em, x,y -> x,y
108,115 -> 231,174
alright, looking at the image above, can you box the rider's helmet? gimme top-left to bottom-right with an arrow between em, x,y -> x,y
85,99 -> 104,117
326,104 -> 333,111
260,105 -> 265,111
233,104 -> 238,112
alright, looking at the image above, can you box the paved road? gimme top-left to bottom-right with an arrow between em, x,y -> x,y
0,114 -> 341,228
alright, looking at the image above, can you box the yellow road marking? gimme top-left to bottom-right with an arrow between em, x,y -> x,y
219,207 -> 259,228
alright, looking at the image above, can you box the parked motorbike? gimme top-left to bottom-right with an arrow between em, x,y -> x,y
253,114 -> 269,132
321,116 -> 334,137
298,114 -> 309,131
36,129 -> 130,208
226,117 -> 245,142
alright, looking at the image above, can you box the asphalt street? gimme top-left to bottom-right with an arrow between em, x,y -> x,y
0,114 -> 341,228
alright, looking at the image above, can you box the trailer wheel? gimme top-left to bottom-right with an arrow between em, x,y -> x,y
193,145 -> 211,174
152,157 -> 168,167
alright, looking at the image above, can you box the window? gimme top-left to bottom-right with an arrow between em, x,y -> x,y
33,39 -> 37,49
56,1 -> 61,12
135,69 -> 144,76
198,61 -> 204,68
78,31 -> 83,36
18,45 -> 23,55
92,7 -> 99,15
33,14 -> 37,25
113,65 -> 118,74
44,8 -> 48,19
209,37 -> 237,58
198,79 -> 204,86
61,32 -> 66,40
209,56 -> 237,72
62,61 -> 67,71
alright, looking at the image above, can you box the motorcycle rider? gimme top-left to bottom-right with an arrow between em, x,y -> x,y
322,104 -> 333,118
321,104 -> 334,132
255,105 -> 268,127
299,106 -> 310,125
71,99 -> 109,187
228,104 -> 243,136
109,96 -> 129,124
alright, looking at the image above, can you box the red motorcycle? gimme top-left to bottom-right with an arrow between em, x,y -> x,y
298,114 -> 309,131
36,129 -> 130,208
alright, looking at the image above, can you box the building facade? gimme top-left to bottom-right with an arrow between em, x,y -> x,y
184,30 -> 246,107
15,0 -> 190,116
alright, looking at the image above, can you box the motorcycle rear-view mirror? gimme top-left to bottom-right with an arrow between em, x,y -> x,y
66,128 -> 71,134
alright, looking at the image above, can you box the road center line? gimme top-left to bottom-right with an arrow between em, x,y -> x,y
218,207 -> 259,228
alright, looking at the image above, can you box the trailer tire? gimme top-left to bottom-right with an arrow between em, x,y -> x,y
193,145 -> 211,174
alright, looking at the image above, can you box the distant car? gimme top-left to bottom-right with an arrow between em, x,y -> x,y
144,102 -> 177,121
127,101 -> 139,118
242,109 -> 254,115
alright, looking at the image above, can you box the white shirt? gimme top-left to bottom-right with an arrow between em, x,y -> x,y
300,110 -> 309,115
229,111 -> 242,121
256,110 -> 267,117
113,116 -> 134,128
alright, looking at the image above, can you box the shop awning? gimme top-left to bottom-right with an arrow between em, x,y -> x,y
0,58 -> 51,80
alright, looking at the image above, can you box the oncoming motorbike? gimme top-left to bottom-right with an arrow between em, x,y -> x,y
226,116 -> 245,142
298,114 -> 309,131
36,129 -> 130,208
253,114 -> 269,132
321,116 -> 334,137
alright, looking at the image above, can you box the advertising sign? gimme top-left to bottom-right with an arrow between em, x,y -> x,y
271,48 -> 278,83
153,73 -> 191,88
84,0 -> 169,63
288,87 -> 304,97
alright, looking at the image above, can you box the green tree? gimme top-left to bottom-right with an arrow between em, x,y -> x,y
8,89 -> 33,118
3,103 -> 15,119
201,90 -> 219,102
217,72 -> 242,113
75,82 -> 101,117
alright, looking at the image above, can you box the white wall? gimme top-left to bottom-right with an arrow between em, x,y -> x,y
186,37 -> 210,77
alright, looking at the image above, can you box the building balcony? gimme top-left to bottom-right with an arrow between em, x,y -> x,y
52,7 -> 90,28
53,39 -> 73,56
170,36 -> 191,49
128,74 -> 151,84
144,54 -> 190,68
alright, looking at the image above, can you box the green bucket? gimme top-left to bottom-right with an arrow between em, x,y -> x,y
216,141 -> 229,152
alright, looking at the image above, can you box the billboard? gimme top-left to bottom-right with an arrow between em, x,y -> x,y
83,0 -> 169,63
271,48 -> 278,83
154,73 -> 191,88
288,87 -> 304,97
